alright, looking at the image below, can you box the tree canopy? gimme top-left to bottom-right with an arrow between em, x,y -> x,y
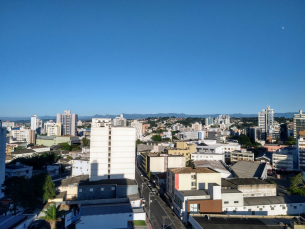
58,143 -> 71,151
288,173 -> 305,196
151,135 -> 161,141
186,159 -> 195,169
284,137 -> 296,145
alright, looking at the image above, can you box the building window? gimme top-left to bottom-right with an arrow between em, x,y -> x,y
111,187 -> 115,190
234,201 -> 239,203
282,206 -> 286,209
233,210 -> 236,213
90,188 -> 93,192
101,188 -> 104,191
248,209 -> 251,212
259,208 -> 262,211
224,201 -> 229,204
79,189 -> 82,192
294,206 -> 297,209
191,182 -> 196,186
191,175 -> 196,179
271,207 -> 274,210
190,204 -> 200,214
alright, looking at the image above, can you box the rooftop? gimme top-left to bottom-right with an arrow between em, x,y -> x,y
244,195 -> 305,206
81,203 -> 132,216
169,167 -> 217,174
221,178 -> 270,188
6,164 -> 33,170
231,161 -> 267,178
0,215 -> 35,229
11,149 -> 36,154
178,190 -> 208,197
192,215 -> 297,229
221,189 -> 242,194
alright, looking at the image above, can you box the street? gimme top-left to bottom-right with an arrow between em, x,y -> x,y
135,168 -> 185,229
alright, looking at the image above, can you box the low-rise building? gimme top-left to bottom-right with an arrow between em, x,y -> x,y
231,161 -> 267,180
191,152 -> 225,162
36,135 -> 80,147
10,149 -> 36,158
5,162 -> 33,179
167,167 -> 221,199
29,146 -> 51,153
164,142 -> 197,161
194,160 -> 232,178
72,159 -> 90,176
230,149 -> 254,163
140,152 -> 185,174
221,178 -> 277,197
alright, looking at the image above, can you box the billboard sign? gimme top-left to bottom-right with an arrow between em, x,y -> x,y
65,207 -> 81,227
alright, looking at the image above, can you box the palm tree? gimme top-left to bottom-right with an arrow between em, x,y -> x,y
40,203 -> 65,229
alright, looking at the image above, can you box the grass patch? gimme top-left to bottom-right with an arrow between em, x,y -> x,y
133,220 -> 147,226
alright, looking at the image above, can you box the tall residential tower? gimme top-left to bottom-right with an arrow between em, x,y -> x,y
56,110 -> 78,136
89,118 -> 136,181
258,106 -> 274,140
294,110 -> 305,139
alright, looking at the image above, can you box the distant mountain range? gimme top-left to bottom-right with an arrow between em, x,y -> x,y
0,112 -> 297,122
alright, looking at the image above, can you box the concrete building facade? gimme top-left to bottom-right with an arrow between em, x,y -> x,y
298,132 -> 305,171
130,120 -> 142,140
89,118 -> 136,181
56,110 -> 78,136
294,110 -> 305,139
258,106 -> 274,140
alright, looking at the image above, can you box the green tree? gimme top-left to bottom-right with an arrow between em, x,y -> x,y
67,156 -> 73,160
58,143 -> 71,151
288,173 -> 305,196
40,203 -> 65,229
162,138 -> 171,142
238,134 -> 252,148
15,146 -> 25,151
71,144 -> 80,151
147,171 -> 152,180
172,136 -> 179,140
82,136 -> 90,147
31,173 -> 56,203
285,137 -> 296,145
186,159 -> 195,169
151,135 -> 161,141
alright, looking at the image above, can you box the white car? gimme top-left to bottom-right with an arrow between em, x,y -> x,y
140,174 -> 143,177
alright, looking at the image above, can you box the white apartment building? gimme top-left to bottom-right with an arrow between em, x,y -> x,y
31,114 -> 42,133
258,105 -> 274,140
89,118 -> 136,181
112,114 -> 126,127
130,120 -> 143,139
56,110 -> 78,136
47,122 -> 62,136
272,151 -> 293,171
192,122 -> 202,131
11,127 -> 30,142
298,133 -> 305,171
43,120 -> 54,134
2,121 -> 14,129
77,120 -> 83,126
0,121 -> 6,198
178,132 -> 198,140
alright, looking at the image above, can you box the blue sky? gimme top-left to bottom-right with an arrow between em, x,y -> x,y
1,0 -> 304,116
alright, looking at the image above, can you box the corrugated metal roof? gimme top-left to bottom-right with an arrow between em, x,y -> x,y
81,203 -> 132,216
231,161 -> 266,178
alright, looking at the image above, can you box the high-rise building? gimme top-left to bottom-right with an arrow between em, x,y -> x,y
56,110 -> 78,136
31,115 -> 37,131
0,121 -> 6,198
47,122 -> 62,136
112,114 -> 126,127
294,110 -> 305,139
205,117 -> 214,126
89,118 -> 136,181
258,106 -> 274,140
130,120 -> 142,139
298,131 -> 305,171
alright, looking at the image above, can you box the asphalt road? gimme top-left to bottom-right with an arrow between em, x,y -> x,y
135,168 -> 185,229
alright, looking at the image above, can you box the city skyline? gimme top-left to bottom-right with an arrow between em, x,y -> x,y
1,1 -> 304,116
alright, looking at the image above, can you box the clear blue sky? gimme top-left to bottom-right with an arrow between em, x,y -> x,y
1,0 -> 304,117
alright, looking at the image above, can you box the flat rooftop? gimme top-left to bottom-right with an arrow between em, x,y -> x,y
244,195 -> 305,206
6,164 -> 32,170
178,190 -> 208,197
192,215 -> 297,229
81,203 -> 132,216
0,215 -> 35,229
221,189 -> 242,194
169,167 -> 217,174
221,178 -> 270,188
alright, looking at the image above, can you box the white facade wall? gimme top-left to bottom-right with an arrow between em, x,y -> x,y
221,192 -> 244,207
191,153 -> 225,162
224,202 -> 305,216
31,115 -> 37,130
89,118 -> 135,181
130,120 -> 142,139
168,156 -> 186,169
11,128 -> 30,142
0,122 -> 6,198
72,160 -> 90,176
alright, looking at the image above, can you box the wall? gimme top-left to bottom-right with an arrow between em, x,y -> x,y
72,160 -> 90,176
238,184 -> 277,197
76,213 -> 133,229
221,192 -> 244,207
58,185 -> 78,200
168,156 -> 186,169
187,199 -> 222,214
196,173 -> 221,190
178,174 -> 191,190
78,185 -> 116,200
116,185 -> 138,197
150,157 -> 164,173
